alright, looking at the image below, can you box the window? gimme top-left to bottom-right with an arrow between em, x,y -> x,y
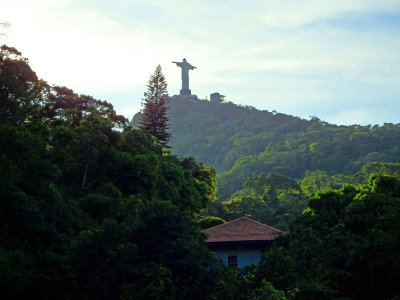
228,255 -> 238,268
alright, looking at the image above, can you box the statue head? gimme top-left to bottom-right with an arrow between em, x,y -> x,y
183,58 -> 187,62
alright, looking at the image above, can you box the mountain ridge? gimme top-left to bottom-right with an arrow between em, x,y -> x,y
131,96 -> 400,200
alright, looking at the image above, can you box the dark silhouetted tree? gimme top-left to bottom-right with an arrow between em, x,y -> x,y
139,65 -> 171,147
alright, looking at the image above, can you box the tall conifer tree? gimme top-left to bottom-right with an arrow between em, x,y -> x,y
139,65 -> 171,147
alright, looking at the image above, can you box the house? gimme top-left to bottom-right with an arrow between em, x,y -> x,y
202,215 -> 284,268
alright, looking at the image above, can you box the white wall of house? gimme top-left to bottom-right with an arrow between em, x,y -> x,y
213,249 -> 262,268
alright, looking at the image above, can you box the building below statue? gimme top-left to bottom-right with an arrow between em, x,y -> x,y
171,92 -> 227,103
210,92 -> 225,103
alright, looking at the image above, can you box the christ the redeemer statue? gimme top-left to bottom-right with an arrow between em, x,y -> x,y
172,58 -> 196,96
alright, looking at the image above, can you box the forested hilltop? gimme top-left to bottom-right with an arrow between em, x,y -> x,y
132,97 -> 400,178
132,97 -> 312,173
132,97 -> 400,230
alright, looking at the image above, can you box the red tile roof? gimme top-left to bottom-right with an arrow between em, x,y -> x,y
202,217 -> 284,243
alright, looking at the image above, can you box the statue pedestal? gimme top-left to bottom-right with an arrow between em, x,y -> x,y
171,94 -> 198,102
180,88 -> 191,96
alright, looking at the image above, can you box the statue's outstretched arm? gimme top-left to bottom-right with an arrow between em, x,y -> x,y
186,63 -> 196,69
172,61 -> 183,67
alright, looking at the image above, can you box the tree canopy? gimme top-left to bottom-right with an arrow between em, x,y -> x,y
254,175 -> 400,299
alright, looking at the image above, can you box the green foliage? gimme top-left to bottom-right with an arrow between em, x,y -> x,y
217,122 -> 400,200
255,175 -> 400,299
299,170 -> 357,197
0,45 -> 44,125
214,266 -> 286,300
198,216 -> 226,230
132,97 -> 400,202
220,173 -> 306,230
139,64 -> 171,147
354,161 -> 400,182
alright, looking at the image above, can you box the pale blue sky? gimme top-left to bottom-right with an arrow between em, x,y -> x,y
2,0 -> 400,125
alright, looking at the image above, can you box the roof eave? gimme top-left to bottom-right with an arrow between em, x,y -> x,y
205,239 -> 274,247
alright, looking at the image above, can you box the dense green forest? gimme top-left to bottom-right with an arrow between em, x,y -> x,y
132,98 -> 400,180
249,175 -> 400,299
2,45 -> 400,299
132,96 -> 400,230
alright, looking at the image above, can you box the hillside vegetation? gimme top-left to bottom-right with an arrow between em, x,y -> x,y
132,99 -> 400,194
133,97 -> 400,185
133,98 -> 311,173
132,97 -> 400,230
